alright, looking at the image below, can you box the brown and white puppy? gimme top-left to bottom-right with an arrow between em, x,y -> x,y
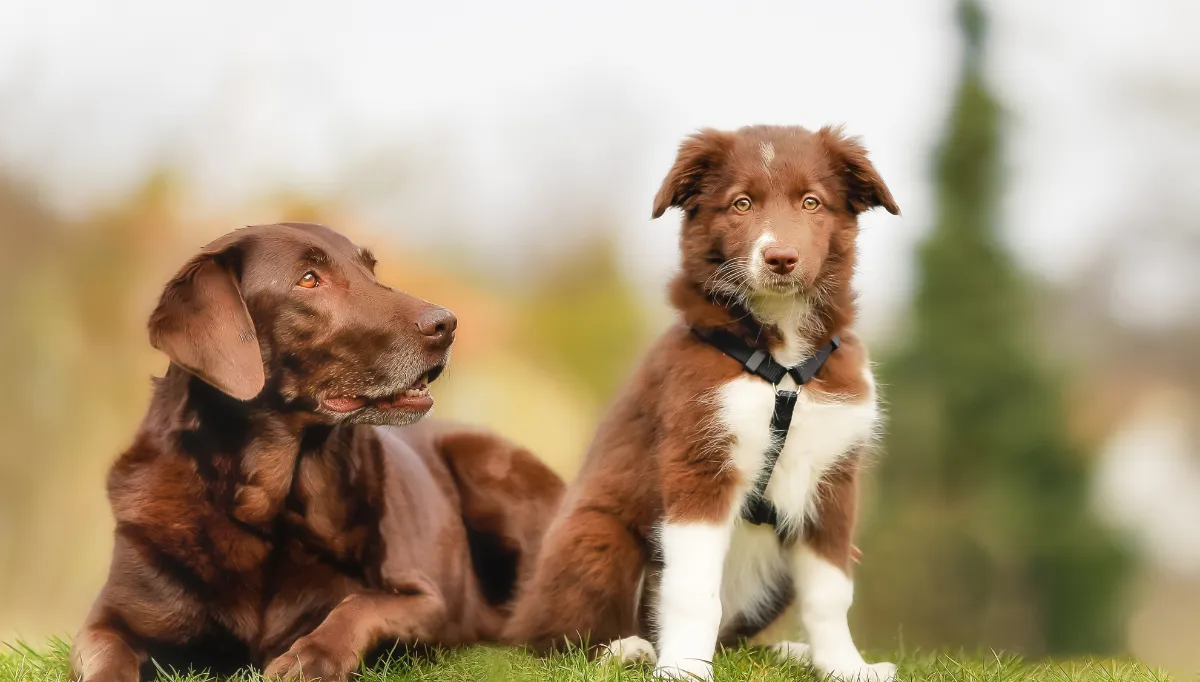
504,126 -> 899,680
71,223 -> 565,682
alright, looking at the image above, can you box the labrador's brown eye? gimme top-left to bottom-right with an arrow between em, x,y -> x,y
297,272 -> 320,289
803,196 -> 821,211
733,197 -> 752,212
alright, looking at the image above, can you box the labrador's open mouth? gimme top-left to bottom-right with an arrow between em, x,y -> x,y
321,365 -> 444,414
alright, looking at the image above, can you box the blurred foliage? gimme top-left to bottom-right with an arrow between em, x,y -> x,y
855,0 -> 1131,657
515,237 -> 647,405
0,170 -> 194,639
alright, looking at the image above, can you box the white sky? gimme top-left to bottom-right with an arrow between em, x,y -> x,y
2,0 -> 1198,333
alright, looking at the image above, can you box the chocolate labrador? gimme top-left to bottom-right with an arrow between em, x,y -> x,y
70,222 -> 565,682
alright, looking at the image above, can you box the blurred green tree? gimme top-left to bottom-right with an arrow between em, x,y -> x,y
854,0 -> 1130,656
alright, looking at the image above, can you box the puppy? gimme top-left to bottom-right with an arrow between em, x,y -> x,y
71,223 -> 565,682
504,126 -> 900,680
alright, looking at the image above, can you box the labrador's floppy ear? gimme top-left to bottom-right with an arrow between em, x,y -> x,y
652,128 -> 735,219
148,241 -> 264,400
818,126 -> 900,216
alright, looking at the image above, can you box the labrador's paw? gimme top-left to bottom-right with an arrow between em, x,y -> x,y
264,637 -> 357,682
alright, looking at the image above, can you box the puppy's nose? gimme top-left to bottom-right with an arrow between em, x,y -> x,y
763,246 -> 799,275
416,308 -> 457,349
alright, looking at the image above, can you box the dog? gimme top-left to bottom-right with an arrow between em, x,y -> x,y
71,222 -> 565,682
503,126 -> 900,680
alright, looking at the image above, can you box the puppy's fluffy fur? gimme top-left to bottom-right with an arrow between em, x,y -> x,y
505,126 -> 900,681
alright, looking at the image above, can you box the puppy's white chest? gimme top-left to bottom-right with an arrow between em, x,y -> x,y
716,373 -> 878,526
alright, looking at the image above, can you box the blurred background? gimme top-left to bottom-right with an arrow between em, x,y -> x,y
2,0 -> 1198,673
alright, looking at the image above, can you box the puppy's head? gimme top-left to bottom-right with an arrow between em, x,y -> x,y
653,125 -> 898,305
148,222 -> 454,426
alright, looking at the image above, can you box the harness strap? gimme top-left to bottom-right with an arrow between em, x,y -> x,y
691,328 -> 840,532
741,388 -> 798,527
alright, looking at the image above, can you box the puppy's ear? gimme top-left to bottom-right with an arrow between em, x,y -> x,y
149,241 -> 265,400
818,126 -> 900,216
652,129 -> 734,219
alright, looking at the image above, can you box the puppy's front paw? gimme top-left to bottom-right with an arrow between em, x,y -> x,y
654,654 -> 713,680
264,636 -> 356,682
599,636 -> 657,665
816,660 -> 897,682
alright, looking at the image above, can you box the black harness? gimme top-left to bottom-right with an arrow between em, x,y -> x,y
692,328 -> 840,533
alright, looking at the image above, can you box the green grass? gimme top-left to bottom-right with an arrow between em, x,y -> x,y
1,639 -> 1181,682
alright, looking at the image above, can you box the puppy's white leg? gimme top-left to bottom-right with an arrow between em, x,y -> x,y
794,545 -> 895,682
653,521 -> 733,681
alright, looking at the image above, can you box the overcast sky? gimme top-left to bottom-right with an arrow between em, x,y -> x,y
2,0 -> 1198,332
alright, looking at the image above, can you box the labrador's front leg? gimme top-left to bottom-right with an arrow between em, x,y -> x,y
264,572 -> 446,681
71,623 -> 145,682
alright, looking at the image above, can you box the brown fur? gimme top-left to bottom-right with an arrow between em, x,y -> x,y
71,223 -> 565,682
504,125 -> 897,652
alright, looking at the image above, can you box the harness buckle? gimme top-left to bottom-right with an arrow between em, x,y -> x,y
744,350 -> 768,373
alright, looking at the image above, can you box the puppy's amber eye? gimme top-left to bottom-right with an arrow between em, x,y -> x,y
803,196 -> 821,211
297,272 -> 320,289
733,197 -> 752,212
